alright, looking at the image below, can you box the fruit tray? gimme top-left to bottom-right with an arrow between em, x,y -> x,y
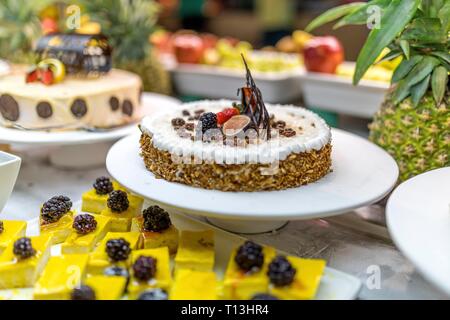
0,202 -> 361,300
299,62 -> 389,119
167,52 -> 304,104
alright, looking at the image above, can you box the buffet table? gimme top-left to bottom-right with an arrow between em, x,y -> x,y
2,145 -> 446,300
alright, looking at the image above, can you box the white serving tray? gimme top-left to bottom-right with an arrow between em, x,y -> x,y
299,63 -> 389,118
0,202 -> 361,300
168,52 -> 304,104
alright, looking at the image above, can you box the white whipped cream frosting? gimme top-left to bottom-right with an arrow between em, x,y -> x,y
140,100 -> 331,164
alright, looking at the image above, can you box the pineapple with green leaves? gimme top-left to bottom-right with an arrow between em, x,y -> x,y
307,0 -> 449,181
79,0 -> 171,95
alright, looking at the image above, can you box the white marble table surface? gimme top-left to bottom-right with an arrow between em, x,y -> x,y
2,145 -> 448,300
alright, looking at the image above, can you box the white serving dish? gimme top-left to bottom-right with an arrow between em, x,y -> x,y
168,52 -> 304,104
299,63 -> 389,118
387,167 -> 450,297
0,151 -> 21,213
106,128 -> 399,233
0,202 -> 361,300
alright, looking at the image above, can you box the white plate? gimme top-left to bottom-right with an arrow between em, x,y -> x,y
168,51 -> 304,104
107,128 -> 398,221
0,202 -> 361,300
387,167 -> 450,296
0,93 -> 180,146
299,62 -> 389,118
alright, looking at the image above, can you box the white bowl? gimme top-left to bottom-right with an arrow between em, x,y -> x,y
0,151 -> 21,213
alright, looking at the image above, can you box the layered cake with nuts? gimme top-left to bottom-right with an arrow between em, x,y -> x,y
0,33 -> 142,130
140,57 -> 332,191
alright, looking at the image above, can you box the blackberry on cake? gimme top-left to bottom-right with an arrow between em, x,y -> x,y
267,255 -> 296,286
73,214 -> 98,234
13,237 -> 36,260
93,176 -> 113,195
106,238 -> 132,262
107,190 -> 129,213
71,285 -> 96,300
132,256 -> 157,281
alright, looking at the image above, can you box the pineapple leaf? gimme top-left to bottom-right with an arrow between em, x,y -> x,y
401,18 -> 447,43
405,56 -> 440,86
353,0 -> 421,85
392,56 -> 440,104
438,1 -> 450,31
392,79 -> 412,103
305,2 -> 365,32
431,66 -> 449,104
399,40 -> 410,60
431,51 -> 450,65
334,0 -> 392,29
411,74 -> 431,107
392,56 -> 423,84
421,0 -> 444,17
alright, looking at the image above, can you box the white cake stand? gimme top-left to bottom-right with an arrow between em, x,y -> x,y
0,93 -> 180,168
387,168 -> 450,296
106,129 -> 399,234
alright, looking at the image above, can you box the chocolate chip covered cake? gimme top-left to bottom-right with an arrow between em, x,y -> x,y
0,69 -> 142,130
139,57 -> 332,192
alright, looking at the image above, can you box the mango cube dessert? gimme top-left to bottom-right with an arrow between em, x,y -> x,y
223,241 -> 276,300
268,256 -> 326,300
175,230 -> 214,272
170,269 -> 217,300
85,275 -> 127,300
61,214 -> 111,254
0,220 -> 27,254
128,247 -> 172,299
131,206 -> 179,254
39,195 -> 75,244
81,177 -> 123,214
88,231 -> 142,274
33,254 -> 90,300
100,190 -> 144,232
0,235 -> 52,289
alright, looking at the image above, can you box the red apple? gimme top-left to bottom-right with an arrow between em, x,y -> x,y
303,36 -> 344,74
150,30 -> 173,55
200,33 -> 218,50
173,34 -> 205,64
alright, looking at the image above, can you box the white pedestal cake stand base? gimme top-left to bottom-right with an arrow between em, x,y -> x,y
106,129 -> 399,234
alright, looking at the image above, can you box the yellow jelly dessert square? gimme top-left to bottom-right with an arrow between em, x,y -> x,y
100,196 -> 143,232
131,216 -> 179,254
0,220 -> 27,254
175,230 -> 214,272
269,257 -> 326,300
40,211 -> 74,245
0,234 -> 52,289
81,189 -> 109,214
85,275 -> 127,300
61,215 -> 111,254
34,254 -> 90,300
88,231 -> 142,274
170,269 -> 217,300
128,247 -> 172,299
223,245 -> 276,300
